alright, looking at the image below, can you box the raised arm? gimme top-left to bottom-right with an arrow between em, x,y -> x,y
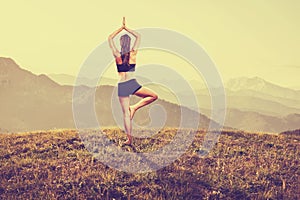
108,26 -> 124,57
124,26 -> 141,51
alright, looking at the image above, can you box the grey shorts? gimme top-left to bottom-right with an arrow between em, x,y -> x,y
118,78 -> 142,97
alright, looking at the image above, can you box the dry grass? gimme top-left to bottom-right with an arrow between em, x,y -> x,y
0,127 -> 299,199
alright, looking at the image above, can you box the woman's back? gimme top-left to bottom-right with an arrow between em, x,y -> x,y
115,49 -> 138,82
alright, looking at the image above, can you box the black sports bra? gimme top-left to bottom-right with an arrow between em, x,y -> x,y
116,63 -> 136,72
116,51 -> 137,72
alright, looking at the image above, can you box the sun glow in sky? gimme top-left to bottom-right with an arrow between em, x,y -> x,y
1,0 -> 300,88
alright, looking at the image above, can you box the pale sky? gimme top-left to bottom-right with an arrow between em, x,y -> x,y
1,0 -> 300,88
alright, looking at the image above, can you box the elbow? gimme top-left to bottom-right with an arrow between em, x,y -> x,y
108,35 -> 114,40
136,33 -> 141,38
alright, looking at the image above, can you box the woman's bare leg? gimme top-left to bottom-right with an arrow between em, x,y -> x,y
129,87 -> 158,120
119,96 -> 132,144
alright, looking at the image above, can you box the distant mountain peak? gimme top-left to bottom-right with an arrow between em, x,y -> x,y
0,57 -> 60,88
0,57 -> 21,70
226,76 -> 300,101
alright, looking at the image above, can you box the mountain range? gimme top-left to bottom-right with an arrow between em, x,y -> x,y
48,70 -> 300,133
1,57 -> 299,133
0,57 -> 216,133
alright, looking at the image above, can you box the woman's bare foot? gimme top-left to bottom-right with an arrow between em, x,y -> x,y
122,139 -> 132,146
129,105 -> 137,120
121,133 -> 132,146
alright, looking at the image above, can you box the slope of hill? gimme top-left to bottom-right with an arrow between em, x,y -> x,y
0,57 -> 215,133
224,110 -> 300,133
184,92 -> 300,117
0,58 -> 74,132
226,89 -> 300,110
225,95 -> 300,117
0,58 -> 60,89
47,73 -> 118,86
199,108 -> 300,133
280,128 -> 300,136
0,128 -> 298,199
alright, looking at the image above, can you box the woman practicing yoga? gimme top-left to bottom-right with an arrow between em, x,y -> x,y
108,17 -> 158,145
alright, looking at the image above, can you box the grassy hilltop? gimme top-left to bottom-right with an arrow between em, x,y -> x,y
0,128 -> 299,199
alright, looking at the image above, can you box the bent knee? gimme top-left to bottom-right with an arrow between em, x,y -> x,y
152,94 -> 158,101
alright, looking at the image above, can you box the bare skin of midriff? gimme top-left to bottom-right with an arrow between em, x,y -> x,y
118,71 -> 136,83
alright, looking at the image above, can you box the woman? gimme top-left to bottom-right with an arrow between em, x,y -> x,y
108,18 -> 158,145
